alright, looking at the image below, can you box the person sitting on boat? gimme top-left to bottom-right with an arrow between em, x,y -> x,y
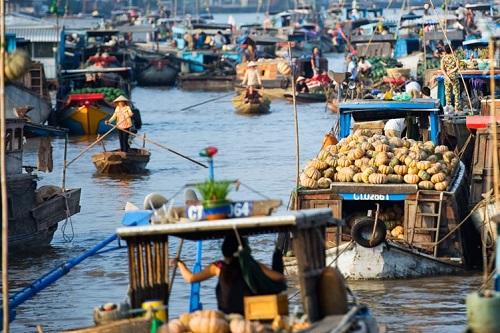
243,44 -> 259,62
105,95 -> 134,152
213,31 -> 226,49
244,85 -> 262,103
384,118 -> 406,138
169,234 -> 286,315
346,55 -> 357,81
357,56 -> 372,78
241,61 -> 262,88
296,76 -> 309,93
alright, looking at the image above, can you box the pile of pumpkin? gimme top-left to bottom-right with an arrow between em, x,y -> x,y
300,129 -> 460,191
376,203 -> 405,238
157,309 -> 309,333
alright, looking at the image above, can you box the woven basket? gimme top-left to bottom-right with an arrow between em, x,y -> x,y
386,68 -> 410,78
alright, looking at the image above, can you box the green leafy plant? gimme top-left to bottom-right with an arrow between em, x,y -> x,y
196,180 -> 232,201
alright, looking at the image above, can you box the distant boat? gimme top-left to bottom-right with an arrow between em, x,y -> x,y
232,93 -> 271,114
3,119 -> 81,253
50,66 -> 142,135
92,148 -> 151,174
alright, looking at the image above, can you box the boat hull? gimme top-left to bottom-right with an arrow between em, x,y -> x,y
178,73 -> 235,90
284,92 -> 327,103
92,148 -> 151,174
57,102 -> 114,135
136,60 -> 178,86
6,82 -> 52,124
284,240 -> 464,279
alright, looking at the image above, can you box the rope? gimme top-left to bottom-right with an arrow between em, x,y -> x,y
60,191 -> 75,243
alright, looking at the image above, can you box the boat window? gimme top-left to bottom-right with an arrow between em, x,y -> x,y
14,128 -> 23,150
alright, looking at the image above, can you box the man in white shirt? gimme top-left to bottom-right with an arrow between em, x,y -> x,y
358,56 -> 372,78
384,119 -> 406,138
346,55 -> 357,80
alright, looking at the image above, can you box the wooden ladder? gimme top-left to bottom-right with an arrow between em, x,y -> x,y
29,64 -> 43,96
410,190 -> 445,257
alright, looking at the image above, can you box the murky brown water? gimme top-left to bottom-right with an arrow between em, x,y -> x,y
4,54 -> 488,332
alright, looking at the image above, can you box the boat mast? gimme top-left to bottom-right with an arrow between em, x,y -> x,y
0,0 -> 9,330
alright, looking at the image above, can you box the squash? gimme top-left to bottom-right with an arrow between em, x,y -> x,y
375,143 -> 391,152
337,167 -> 356,182
407,167 -> 419,175
317,149 -> 332,161
404,157 -> 418,168
318,177 -> 332,189
418,180 -> 434,190
4,50 -> 31,81
389,157 -> 400,168
354,157 -> 370,168
277,62 -> 292,75
300,176 -> 318,189
387,174 -> 404,183
189,316 -> 229,333
434,180 -> 449,191
434,145 -> 449,153
347,147 -> 365,160
325,155 -> 338,167
427,155 -> 439,163
179,313 -> 192,330
362,167 -> 376,183
361,142 -> 374,151
430,172 -> 446,183
337,157 -> 352,167
353,173 -> 364,183
426,166 -> 440,175
374,152 -> 388,166
304,167 -> 321,180
323,167 -> 335,179
394,165 -> 408,175
307,158 -> 328,171
369,173 -> 388,184
404,174 -> 420,184
418,170 -> 431,181
416,160 -> 431,170
378,165 -> 393,175
391,226 -> 404,238
229,318 -> 264,333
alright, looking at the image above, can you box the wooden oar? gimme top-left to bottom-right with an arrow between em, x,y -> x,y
181,92 -> 235,111
66,124 -> 118,167
121,128 -> 208,168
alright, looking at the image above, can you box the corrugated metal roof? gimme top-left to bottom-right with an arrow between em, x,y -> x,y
6,26 -> 60,42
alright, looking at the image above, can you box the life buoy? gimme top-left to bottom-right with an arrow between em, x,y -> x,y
280,76 -> 290,89
132,107 -> 142,129
350,216 -> 386,248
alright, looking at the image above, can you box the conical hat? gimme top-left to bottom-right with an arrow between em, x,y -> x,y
113,95 -> 130,103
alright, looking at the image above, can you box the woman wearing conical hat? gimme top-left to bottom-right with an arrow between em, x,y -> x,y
106,95 -> 134,152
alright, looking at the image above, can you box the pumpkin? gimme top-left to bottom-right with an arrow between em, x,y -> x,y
307,158 -> 328,170
378,165 -> 393,175
325,155 -> 338,167
434,180 -> 449,191
427,155 -> 439,163
404,174 -> 420,184
389,137 -> 404,147
434,145 -> 449,153
394,165 -> 408,175
418,180 -> 434,190
318,177 -> 332,189
418,170 -> 431,181
362,167 -> 376,183
317,149 -> 332,161
189,316 -> 229,333
353,173 -> 364,183
404,157 -> 418,168
389,157 -> 400,168
387,174 -> 404,183
374,152 -> 388,166
347,148 -> 365,160
179,313 -> 192,330
229,319 -> 264,333
431,172 -> 446,183
323,167 -> 335,179
300,176 -> 318,189
407,167 -> 419,175
369,173 -> 388,184
417,160 -> 431,170
277,61 -> 292,75
426,166 -> 440,175
354,157 -> 369,168
4,50 -> 31,81
375,143 -> 391,152
337,157 -> 352,167
443,151 -> 455,162
391,226 -> 404,237
337,167 -> 356,182
361,142 -> 374,151
304,167 -> 321,180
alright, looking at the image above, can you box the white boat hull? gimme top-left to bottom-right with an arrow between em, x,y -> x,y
470,202 -> 498,248
284,240 -> 464,280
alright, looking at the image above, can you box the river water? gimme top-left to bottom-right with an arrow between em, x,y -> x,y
4,21 -> 488,332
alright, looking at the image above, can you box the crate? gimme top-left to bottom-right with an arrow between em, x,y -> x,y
244,294 -> 289,320
480,99 -> 500,116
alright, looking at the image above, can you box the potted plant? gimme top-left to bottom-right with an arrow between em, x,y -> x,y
196,179 -> 232,220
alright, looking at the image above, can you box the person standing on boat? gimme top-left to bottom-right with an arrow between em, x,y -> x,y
106,95 -> 134,152
243,44 -> 259,62
440,44 -> 461,111
241,61 -> 262,88
296,76 -> 309,93
169,235 -> 285,315
310,46 -> 321,76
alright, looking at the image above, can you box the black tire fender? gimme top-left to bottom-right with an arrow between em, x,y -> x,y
350,216 -> 386,248
280,76 -> 290,89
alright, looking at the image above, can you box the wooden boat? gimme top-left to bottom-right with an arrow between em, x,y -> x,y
232,94 -> 271,114
3,119 -> 81,253
284,92 -> 327,103
135,57 -> 179,87
285,99 -> 479,280
177,71 -> 235,90
92,148 -> 151,174
51,66 -> 142,135
109,207 -> 383,332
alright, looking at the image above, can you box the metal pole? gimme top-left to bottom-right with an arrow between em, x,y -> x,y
1,0 -> 9,329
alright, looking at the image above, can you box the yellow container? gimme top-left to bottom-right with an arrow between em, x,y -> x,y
141,299 -> 167,323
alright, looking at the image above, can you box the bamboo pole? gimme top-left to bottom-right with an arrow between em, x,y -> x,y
1,0 -> 9,329
66,124 -> 118,167
290,43 -> 300,209
488,37 -> 499,212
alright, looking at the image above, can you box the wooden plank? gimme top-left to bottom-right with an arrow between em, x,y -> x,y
330,183 -> 418,194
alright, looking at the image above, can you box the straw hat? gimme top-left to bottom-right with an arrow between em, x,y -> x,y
247,61 -> 257,67
296,76 -> 306,82
113,95 -> 130,103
